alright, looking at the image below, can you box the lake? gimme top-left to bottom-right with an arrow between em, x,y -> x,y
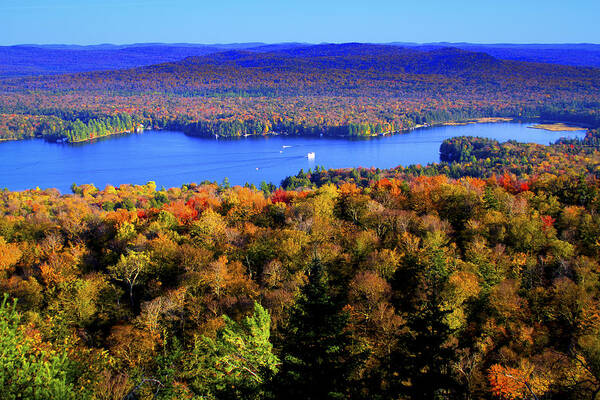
0,122 -> 586,193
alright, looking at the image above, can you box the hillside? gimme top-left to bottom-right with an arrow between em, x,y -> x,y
0,44 -> 599,142
396,42 -> 600,67
2,42 -> 600,79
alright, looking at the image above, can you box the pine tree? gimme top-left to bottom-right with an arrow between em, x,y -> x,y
274,258 -> 360,399
184,302 -> 279,400
387,232 -> 461,399
0,295 -> 83,400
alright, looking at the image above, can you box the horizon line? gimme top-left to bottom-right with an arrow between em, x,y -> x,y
3,41 -> 600,47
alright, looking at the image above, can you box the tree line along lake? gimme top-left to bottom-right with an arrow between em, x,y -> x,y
0,122 -> 586,193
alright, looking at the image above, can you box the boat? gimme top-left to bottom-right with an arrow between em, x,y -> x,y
307,152 -> 316,160
282,145 -> 292,148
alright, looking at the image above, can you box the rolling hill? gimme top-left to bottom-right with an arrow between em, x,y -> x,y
0,43 -> 599,142
1,41 -> 599,78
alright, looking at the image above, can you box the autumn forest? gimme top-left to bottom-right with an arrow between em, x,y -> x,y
1,41 -> 600,400
1,44 -> 600,142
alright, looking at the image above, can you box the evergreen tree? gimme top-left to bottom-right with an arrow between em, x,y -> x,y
0,295 -> 83,400
388,232 -> 461,399
274,258 -> 360,399
184,302 -> 279,400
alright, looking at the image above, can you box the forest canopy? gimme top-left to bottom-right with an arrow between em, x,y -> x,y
1,127 -> 600,398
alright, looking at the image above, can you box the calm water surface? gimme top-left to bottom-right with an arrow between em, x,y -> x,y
0,123 -> 586,193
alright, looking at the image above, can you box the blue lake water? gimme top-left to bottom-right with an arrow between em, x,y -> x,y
0,122 -> 586,193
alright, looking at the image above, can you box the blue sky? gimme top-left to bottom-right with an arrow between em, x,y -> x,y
2,0 -> 599,45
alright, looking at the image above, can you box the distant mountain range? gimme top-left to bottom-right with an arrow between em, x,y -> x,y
1,42 -> 599,78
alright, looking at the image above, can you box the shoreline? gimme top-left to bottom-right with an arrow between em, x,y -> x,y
441,117 -> 514,127
191,117 -> 522,139
1,117 -> 592,144
528,122 -> 588,132
404,117 -> 515,133
58,129 -> 141,144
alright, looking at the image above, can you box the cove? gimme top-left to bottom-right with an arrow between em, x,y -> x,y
0,122 -> 586,193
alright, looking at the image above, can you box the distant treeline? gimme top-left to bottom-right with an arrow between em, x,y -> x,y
1,102 -> 599,143
163,101 -> 600,139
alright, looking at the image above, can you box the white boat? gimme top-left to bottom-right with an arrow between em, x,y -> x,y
307,152 -> 316,160
282,145 -> 292,148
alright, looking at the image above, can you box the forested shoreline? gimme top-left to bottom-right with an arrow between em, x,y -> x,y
1,45 -> 599,143
0,104 -> 597,144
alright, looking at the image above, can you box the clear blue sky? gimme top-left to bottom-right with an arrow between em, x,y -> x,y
2,0 -> 599,45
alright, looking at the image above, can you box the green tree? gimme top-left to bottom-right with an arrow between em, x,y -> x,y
0,295 -> 84,400
184,302 -> 279,399
274,258 -> 360,399
389,232 -> 461,399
